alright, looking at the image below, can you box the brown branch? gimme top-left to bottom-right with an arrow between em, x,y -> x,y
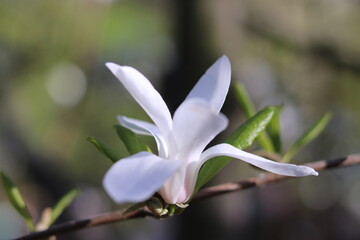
13,209 -> 154,240
12,154 -> 360,240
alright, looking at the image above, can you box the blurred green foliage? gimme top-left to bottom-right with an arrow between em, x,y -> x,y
0,172 -> 34,231
1,0 -> 360,239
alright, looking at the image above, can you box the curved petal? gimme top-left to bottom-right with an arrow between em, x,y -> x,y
200,143 -> 319,177
117,116 -> 168,158
159,165 -> 187,204
106,63 -> 172,136
172,99 -> 228,162
103,152 -> 181,204
183,56 -> 231,113
163,161 -> 200,204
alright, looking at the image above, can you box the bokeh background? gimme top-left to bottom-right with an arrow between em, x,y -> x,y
1,0 -> 360,239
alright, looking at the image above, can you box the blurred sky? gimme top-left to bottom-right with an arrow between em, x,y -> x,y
1,0 -> 360,239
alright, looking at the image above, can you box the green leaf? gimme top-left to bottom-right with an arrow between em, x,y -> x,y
266,105 -> 283,153
282,112 -> 332,163
114,125 -> 151,154
87,137 -> 123,163
49,189 -> 79,225
233,82 -> 275,152
256,133 -> 275,152
225,106 -> 279,150
233,82 -> 256,118
0,172 -> 34,231
193,106 -> 278,195
146,197 -> 168,217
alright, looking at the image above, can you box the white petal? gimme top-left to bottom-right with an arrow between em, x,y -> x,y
172,99 -> 228,162
159,165 -> 187,204
103,152 -> 181,204
160,100 -> 228,203
200,143 -> 319,177
106,63 -> 172,136
117,116 -> 168,158
184,56 -> 231,113
117,115 -> 153,136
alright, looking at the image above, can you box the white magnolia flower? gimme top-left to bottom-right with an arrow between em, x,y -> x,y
103,56 -> 318,205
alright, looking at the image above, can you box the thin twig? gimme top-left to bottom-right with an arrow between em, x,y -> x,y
13,209 -> 153,240
13,154 -> 360,240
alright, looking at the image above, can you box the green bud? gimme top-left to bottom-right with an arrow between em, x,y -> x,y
146,197 -> 168,217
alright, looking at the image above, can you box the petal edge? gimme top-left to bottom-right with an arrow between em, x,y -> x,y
117,116 -> 169,158
106,63 -> 172,136
103,152 -> 181,203
200,143 -> 318,177
184,56 -> 231,113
